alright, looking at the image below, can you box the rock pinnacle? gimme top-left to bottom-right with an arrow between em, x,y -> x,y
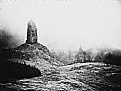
26,20 -> 38,43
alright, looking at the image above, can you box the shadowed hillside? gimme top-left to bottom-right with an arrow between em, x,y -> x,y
0,59 -> 41,82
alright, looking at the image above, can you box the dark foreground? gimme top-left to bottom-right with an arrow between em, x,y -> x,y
0,62 -> 121,91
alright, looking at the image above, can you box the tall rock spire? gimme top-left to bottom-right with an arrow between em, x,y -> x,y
26,20 -> 38,43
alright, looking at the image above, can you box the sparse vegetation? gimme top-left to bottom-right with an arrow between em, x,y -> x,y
51,46 -> 121,66
95,48 -> 121,65
103,50 -> 121,65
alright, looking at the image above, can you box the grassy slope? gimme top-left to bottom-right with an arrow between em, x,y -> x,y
1,62 -> 121,91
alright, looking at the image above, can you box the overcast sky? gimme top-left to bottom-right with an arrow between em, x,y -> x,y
1,0 -> 121,52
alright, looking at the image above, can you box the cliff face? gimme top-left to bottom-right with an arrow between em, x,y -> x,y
0,20 -> 63,81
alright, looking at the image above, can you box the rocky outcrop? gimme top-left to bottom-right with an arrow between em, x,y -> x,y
0,20 -> 63,81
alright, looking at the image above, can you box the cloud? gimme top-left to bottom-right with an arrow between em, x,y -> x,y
0,29 -> 20,49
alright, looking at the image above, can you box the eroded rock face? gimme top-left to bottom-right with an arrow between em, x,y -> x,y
26,20 -> 37,43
